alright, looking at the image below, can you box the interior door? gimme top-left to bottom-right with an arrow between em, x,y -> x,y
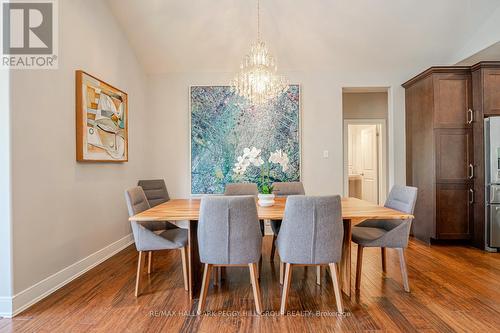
360,125 -> 379,204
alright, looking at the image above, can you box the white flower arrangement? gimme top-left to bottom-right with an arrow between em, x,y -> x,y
233,147 -> 264,175
233,147 -> 290,194
268,149 -> 289,172
233,147 -> 289,175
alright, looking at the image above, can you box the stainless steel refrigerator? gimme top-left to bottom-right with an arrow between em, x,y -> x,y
484,117 -> 500,251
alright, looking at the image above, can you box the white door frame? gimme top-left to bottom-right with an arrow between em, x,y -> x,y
343,119 -> 387,204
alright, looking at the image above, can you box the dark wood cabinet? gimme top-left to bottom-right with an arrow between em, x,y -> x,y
436,183 -> 473,239
435,128 -> 473,183
471,62 -> 500,248
433,73 -> 472,128
405,62 -> 500,247
403,67 -> 473,243
483,68 -> 500,116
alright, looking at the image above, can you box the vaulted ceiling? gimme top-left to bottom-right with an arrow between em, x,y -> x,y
107,0 -> 500,75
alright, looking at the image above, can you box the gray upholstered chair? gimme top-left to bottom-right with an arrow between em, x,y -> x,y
352,185 -> 417,293
276,195 -> 344,314
224,182 -> 258,196
138,179 -> 170,207
137,179 -> 184,269
197,196 -> 263,315
138,179 -> 178,231
270,182 -> 305,261
125,186 -> 189,297
224,182 -> 263,235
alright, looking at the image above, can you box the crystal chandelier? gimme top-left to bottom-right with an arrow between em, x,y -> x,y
231,0 -> 288,105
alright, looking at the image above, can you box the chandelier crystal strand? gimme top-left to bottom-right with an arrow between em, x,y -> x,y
231,0 -> 288,105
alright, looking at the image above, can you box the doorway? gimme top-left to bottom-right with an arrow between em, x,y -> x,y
342,89 -> 388,205
345,122 -> 384,204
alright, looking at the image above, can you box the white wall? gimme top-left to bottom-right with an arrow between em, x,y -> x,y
0,69 -> 13,317
147,71 -> 407,197
343,92 -> 388,119
8,0 -> 149,306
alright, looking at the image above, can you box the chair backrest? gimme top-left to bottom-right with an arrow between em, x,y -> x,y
125,186 -> 173,251
138,179 -> 170,207
277,195 -> 343,264
125,186 -> 151,217
224,183 -> 258,196
272,182 -> 305,197
198,196 -> 261,265
385,185 -> 418,214
125,187 -> 157,250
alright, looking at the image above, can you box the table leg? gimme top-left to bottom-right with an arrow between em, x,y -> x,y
340,219 -> 352,297
188,220 -> 202,299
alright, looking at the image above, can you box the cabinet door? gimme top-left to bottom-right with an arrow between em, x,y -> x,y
433,73 -> 472,128
435,128 -> 473,183
436,183 -> 473,239
471,68 -> 486,248
483,68 -> 500,116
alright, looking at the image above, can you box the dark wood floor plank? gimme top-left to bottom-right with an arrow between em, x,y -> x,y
0,237 -> 499,333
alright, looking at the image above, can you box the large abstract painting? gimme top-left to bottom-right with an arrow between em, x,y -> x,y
76,71 -> 128,162
190,85 -> 300,194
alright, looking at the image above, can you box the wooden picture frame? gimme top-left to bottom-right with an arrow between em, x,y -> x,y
76,70 -> 128,162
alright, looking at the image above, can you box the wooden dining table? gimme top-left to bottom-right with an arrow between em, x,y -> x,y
129,197 -> 413,299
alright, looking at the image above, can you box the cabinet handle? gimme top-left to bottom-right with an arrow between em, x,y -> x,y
469,164 -> 474,179
467,109 -> 474,124
469,188 -> 474,204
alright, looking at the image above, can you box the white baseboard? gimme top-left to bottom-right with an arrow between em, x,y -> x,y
2,233 -> 134,318
0,297 -> 13,318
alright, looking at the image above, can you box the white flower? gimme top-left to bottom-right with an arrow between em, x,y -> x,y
269,149 -> 290,172
233,147 -> 262,175
233,155 -> 249,175
233,147 -> 290,176
248,147 -> 264,167
251,156 -> 264,167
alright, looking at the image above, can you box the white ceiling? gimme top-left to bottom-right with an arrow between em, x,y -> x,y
456,41 -> 500,65
107,0 -> 500,75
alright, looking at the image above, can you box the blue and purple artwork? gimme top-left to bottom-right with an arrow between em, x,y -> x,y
190,85 -> 300,194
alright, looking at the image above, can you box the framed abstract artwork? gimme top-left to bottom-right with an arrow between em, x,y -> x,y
190,85 -> 301,194
76,71 -> 128,162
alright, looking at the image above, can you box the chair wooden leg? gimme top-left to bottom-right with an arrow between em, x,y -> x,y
397,248 -> 410,292
249,263 -> 263,314
329,263 -> 344,314
270,234 -> 277,261
280,263 -> 292,315
355,245 -> 364,291
212,267 -> 218,286
197,264 -> 212,315
180,247 -> 189,291
316,266 -> 321,285
147,251 -> 153,274
135,251 -> 144,297
279,261 -> 284,285
381,247 -> 387,273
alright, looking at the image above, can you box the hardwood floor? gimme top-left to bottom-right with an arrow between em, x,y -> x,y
1,237 -> 499,332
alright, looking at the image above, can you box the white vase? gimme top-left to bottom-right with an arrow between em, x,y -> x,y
258,193 -> 275,207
